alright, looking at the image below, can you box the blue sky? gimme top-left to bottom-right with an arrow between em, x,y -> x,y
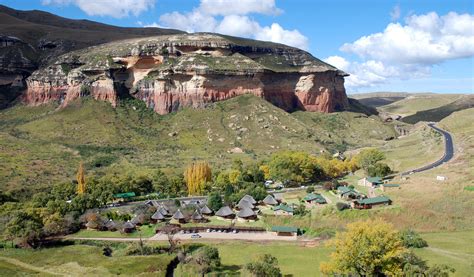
2,0 -> 473,93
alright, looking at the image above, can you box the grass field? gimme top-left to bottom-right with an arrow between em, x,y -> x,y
0,244 -> 175,276
69,223 -> 160,239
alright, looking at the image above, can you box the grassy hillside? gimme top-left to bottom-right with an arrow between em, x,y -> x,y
379,94 -> 465,117
0,95 -> 396,193
402,95 -> 474,124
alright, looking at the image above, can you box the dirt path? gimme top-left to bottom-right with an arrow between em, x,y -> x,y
0,256 -> 63,276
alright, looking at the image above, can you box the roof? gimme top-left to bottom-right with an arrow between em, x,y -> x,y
151,211 -> 165,220
366,177 -> 383,184
382,184 -> 400,187
241,194 -> 256,205
357,196 -> 391,205
105,219 -> 116,228
303,193 -> 326,203
271,226 -> 298,233
237,207 -> 256,218
273,204 -> 294,213
238,199 -> 255,210
337,186 -> 352,193
172,209 -> 185,220
216,206 -> 234,217
123,221 -> 135,229
263,195 -> 278,205
191,210 -> 203,220
200,205 -> 213,214
130,215 -> 140,224
113,192 -> 136,198
158,207 -> 169,216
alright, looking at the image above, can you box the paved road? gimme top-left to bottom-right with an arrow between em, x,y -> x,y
400,123 -> 454,175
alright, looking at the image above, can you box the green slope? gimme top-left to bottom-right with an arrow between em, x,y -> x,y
0,95 -> 396,193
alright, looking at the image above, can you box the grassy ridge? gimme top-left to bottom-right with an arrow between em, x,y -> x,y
0,95 -> 396,192
402,95 -> 474,123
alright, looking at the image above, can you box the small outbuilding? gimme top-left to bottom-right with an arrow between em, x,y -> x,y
263,195 -> 278,206
271,226 -> 298,237
303,193 -> 327,204
241,194 -> 257,205
337,186 -> 360,199
151,210 -> 166,223
273,204 -> 294,216
380,184 -> 400,192
237,207 -> 257,221
191,209 -> 205,223
200,205 -> 213,216
105,219 -> 117,231
352,196 -> 392,209
123,221 -> 136,233
215,206 -> 235,220
172,209 -> 186,223
358,177 -> 383,187
237,199 -> 255,210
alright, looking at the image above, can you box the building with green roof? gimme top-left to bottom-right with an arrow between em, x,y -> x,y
353,196 -> 392,209
358,177 -> 384,187
273,204 -> 294,215
271,226 -> 298,237
302,193 -> 327,204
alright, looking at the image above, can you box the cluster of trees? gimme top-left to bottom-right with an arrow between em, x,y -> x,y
357,148 -> 392,177
320,219 -> 454,276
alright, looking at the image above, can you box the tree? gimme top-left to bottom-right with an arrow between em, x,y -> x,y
320,219 -> 407,276
293,203 -> 307,216
76,161 -> 86,195
5,211 -> 44,248
367,162 -> 392,177
194,246 -> 221,276
207,192 -> 223,212
245,254 -> 282,277
400,229 -> 428,248
184,161 -> 212,195
356,148 -> 385,172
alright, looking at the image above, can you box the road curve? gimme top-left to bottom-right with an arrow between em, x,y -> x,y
400,123 -> 454,175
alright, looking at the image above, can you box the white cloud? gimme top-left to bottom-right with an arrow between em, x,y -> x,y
42,0 -> 154,18
331,11 -> 474,90
390,5 -> 401,21
156,1 -> 309,50
341,12 -> 474,64
199,0 -> 281,16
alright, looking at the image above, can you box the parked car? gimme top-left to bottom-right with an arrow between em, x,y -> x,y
191,233 -> 201,239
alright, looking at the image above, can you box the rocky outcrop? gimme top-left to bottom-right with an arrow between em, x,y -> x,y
24,33 -> 349,114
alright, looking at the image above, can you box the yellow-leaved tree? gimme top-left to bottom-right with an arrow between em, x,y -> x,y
184,161 -> 212,195
76,161 -> 86,195
320,219 -> 407,276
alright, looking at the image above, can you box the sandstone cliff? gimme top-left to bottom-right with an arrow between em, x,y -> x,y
25,33 -> 349,114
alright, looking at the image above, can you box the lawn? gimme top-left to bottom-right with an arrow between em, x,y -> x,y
69,223 -> 161,238
0,244 -> 175,276
414,231 -> 474,277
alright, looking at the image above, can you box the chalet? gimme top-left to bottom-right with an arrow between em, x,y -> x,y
172,209 -> 186,223
380,184 -> 400,192
200,205 -> 213,216
358,177 -> 383,187
158,206 -> 170,217
271,226 -> 298,237
215,206 -> 235,220
237,199 -> 255,210
303,193 -> 327,205
237,207 -> 257,222
105,219 -> 117,231
130,215 -> 143,226
273,204 -> 294,216
241,195 -> 257,205
337,186 -> 360,199
191,209 -> 205,223
263,194 -> 278,206
352,196 -> 392,209
123,221 -> 136,233
151,210 -> 165,223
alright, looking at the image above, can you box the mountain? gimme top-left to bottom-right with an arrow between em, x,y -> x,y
26,33 -> 349,114
0,4 -> 184,108
402,95 -> 474,123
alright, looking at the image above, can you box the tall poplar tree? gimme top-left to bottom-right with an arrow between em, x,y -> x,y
185,161 -> 211,195
76,161 -> 86,195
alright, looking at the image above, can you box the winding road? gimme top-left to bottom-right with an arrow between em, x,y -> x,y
400,123 -> 454,175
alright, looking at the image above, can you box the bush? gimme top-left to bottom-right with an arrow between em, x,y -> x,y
367,162 -> 392,177
306,186 -> 315,193
336,202 -> 350,211
400,229 -> 428,248
323,181 -> 337,191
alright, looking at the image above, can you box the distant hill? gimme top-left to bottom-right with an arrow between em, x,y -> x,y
402,95 -> 474,124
